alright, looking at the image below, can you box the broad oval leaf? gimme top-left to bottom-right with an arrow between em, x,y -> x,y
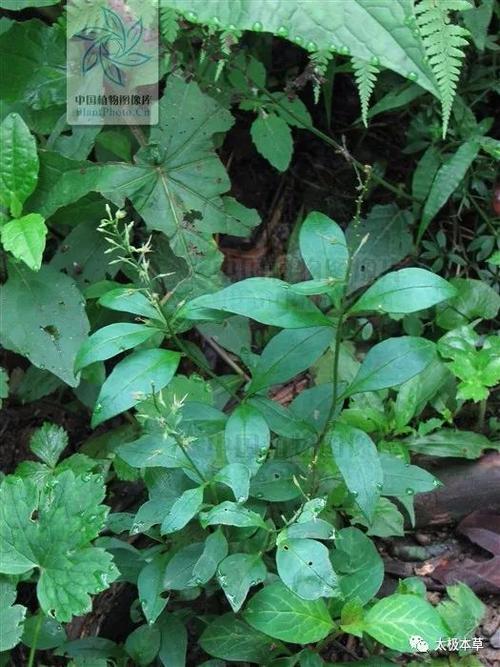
225,403 -> 270,475
248,326 -> 334,393
331,423 -> 383,522
330,527 -> 383,605
0,262 -> 90,387
1,213 -> 47,271
217,553 -> 267,612
75,323 -> 160,371
250,461 -> 302,502
349,268 -> 456,315
199,501 -> 267,530
364,594 -> 449,653
168,0 -> 437,94
92,349 -> 181,427
276,538 -> 339,600
346,336 -> 436,396
180,278 -> 331,329
200,614 -> 277,663
251,113 -> 293,172
299,212 -> 349,283
243,581 -> 335,644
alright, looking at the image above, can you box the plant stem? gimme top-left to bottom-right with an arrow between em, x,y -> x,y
477,398 -> 487,432
27,612 -> 43,667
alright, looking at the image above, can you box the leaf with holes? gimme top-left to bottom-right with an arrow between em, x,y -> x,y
0,471 -> 118,622
276,539 -> 339,600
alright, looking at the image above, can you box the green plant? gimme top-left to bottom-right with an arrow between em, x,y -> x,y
0,0 -> 498,665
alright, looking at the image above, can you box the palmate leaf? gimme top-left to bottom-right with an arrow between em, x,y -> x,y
27,76 -> 257,301
0,471 -> 119,622
415,0 -> 471,138
164,0 -> 437,95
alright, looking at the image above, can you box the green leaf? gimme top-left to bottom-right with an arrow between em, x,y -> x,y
346,204 -> 413,294
200,614 -> 277,663
225,403 -> 270,475
138,553 -> 169,625
217,553 -> 267,612
276,539 -> 339,600
75,323 -> 161,372
436,278 -> 500,330
243,582 -> 335,644
157,612 -> 187,667
163,543 -> 205,590
349,268 -> 456,315
21,612 -> 66,650
249,396 -> 315,440
0,262 -> 90,386
0,113 -> 39,217
394,358 -> 451,429
200,501 -> 267,530
0,471 -> 118,621
166,0 -> 438,94
364,593 -> 449,653
405,429 -> 496,459
1,213 -> 47,271
352,57 -> 379,126
192,529 -> 228,586
0,577 -> 26,651
214,463 -> 251,503
412,145 -> 442,205
331,423 -> 383,522
92,349 -> 181,427
0,1 -> 59,12
346,337 -> 436,396
418,141 -> 480,242
125,624 -> 161,667
330,527 -> 384,605
161,486 -> 205,534
352,497 -> 405,538
299,211 -> 349,283
251,113 -> 293,172
249,327 -> 334,393
98,288 -> 161,320
381,452 -> 440,495
437,583 -> 485,638
29,422 -> 68,468
180,277 -> 331,328
250,461 -> 302,502
462,0 -> 494,50
0,20 -> 65,112
415,0 -> 470,137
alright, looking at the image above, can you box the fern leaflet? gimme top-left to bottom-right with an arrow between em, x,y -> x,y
415,0 -> 470,138
160,6 -> 180,44
352,57 -> 380,127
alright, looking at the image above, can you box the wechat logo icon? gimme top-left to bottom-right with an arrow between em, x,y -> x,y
409,635 -> 429,652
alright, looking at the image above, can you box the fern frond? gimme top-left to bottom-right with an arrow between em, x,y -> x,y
415,0 -> 470,138
160,7 -> 180,45
352,57 -> 380,127
310,50 -> 332,104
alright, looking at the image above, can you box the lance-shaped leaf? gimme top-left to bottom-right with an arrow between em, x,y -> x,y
349,268 -> 456,315
0,113 -> 39,216
92,349 -> 180,427
346,337 -> 436,396
0,471 -> 119,622
330,423 -> 383,522
180,278 -> 331,328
